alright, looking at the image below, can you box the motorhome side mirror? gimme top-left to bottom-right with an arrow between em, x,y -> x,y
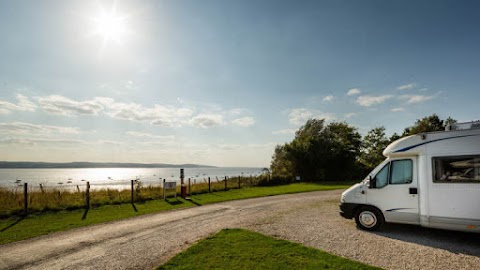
368,176 -> 375,189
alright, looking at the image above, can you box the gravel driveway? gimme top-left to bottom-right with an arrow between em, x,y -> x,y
1,189 -> 479,270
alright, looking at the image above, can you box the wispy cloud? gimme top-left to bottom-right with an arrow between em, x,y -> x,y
356,95 -> 393,107
397,83 -> 416,91
126,131 -> 175,140
399,95 -> 434,104
323,95 -> 334,102
344,113 -> 356,118
272,129 -> 296,135
288,108 -> 335,125
32,94 -> 251,129
232,117 -> 255,127
190,114 -> 224,128
0,94 -> 36,114
0,122 -> 80,135
391,107 -> 405,112
346,88 -> 361,96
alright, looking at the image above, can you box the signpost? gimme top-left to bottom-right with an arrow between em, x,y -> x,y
163,179 -> 177,200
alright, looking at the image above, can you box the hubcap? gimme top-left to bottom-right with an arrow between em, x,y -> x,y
359,211 -> 377,228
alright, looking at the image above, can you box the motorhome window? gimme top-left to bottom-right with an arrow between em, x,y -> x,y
433,155 -> 480,183
375,163 -> 389,188
390,160 -> 413,184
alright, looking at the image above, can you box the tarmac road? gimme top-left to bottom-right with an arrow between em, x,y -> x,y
1,189 -> 479,270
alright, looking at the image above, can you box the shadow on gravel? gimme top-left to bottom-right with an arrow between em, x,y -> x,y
373,223 -> 480,256
0,217 -> 25,232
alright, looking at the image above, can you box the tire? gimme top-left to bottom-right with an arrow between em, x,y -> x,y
355,206 -> 384,231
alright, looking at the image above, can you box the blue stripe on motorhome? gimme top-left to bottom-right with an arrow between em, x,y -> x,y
394,134 -> 479,153
386,208 -> 414,212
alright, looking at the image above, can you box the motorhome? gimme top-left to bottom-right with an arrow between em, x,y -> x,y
339,121 -> 480,233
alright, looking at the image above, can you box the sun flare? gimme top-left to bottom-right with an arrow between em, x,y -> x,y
89,3 -> 130,49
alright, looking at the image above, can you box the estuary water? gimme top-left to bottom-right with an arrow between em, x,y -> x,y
0,167 -> 263,191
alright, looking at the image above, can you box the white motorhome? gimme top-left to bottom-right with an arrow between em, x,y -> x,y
340,121 -> 480,233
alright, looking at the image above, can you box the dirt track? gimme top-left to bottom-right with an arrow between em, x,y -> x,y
1,189 -> 479,270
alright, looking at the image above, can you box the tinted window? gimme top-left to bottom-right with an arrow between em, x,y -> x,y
433,155 -> 480,183
390,160 -> 413,184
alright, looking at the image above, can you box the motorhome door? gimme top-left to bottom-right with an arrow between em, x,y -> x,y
367,157 -> 420,225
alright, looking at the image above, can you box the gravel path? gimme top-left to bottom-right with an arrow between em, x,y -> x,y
1,189 -> 479,270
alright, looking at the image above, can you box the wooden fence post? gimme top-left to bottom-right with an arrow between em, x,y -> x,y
86,181 -> 90,209
224,176 -> 227,190
188,178 -> 191,196
208,177 -> 211,193
238,177 -> 241,189
131,180 -> 134,204
163,179 -> 166,200
24,183 -> 28,215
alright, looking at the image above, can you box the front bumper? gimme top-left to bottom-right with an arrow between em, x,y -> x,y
339,202 -> 359,219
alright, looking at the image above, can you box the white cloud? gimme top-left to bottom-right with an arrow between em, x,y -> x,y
37,95 -> 107,116
288,108 -> 335,125
397,83 -> 416,91
344,113 -> 356,118
0,137 -> 86,146
272,129 -> 296,135
347,88 -> 361,96
391,107 -> 405,112
231,117 -> 255,127
323,95 -> 334,102
356,95 -> 393,107
400,95 -> 434,104
0,122 -> 80,135
0,94 -> 36,114
126,131 -> 175,140
190,114 -> 224,128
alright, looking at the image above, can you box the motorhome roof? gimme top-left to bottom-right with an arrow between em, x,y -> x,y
383,127 -> 480,157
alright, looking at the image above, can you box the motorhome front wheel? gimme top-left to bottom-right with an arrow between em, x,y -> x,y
355,206 -> 384,231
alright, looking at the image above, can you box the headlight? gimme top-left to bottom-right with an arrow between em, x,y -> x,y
340,194 -> 346,203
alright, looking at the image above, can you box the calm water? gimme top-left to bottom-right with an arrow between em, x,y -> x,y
0,167 -> 263,191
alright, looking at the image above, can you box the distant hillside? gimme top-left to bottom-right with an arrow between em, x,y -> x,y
0,161 -> 216,169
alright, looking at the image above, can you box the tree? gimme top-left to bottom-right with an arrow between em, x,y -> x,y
359,127 -> 389,171
270,119 -> 362,181
403,114 -> 456,136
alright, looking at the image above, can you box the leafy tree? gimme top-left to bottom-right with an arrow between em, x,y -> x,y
403,114 -> 456,136
270,119 -> 361,181
359,127 -> 389,171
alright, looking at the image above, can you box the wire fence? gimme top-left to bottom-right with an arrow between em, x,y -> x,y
0,174 -> 276,218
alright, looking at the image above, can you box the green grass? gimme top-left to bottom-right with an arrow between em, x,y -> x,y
158,229 -> 381,270
0,182 -> 350,245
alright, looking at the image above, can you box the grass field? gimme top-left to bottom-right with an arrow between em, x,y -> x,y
0,182 -> 350,245
158,229 -> 381,270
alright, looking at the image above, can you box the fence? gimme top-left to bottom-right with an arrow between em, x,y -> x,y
0,174 -> 272,218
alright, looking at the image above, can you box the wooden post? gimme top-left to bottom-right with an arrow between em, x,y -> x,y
86,181 -> 90,209
23,183 -> 28,215
131,180 -> 134,204
163,179 -> 166,200
188,178 -> 191,196
224,176 -> 227,190
238,177 -> 241,189
208,177 -> 211,193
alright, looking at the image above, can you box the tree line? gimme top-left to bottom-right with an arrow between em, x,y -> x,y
270,114 -> 457,182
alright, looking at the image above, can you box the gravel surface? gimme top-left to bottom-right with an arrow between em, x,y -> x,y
1,189 -> 479,270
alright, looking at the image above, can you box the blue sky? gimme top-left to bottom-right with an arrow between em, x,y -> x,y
0,0 -> 479,167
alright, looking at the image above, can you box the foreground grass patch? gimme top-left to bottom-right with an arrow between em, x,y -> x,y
158,229 -> 381,270
0,183 -> 349,245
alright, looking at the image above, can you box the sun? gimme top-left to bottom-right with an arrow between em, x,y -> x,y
89,2 -> 130,49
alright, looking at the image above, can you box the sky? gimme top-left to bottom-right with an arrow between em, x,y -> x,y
0,0 -> 479,167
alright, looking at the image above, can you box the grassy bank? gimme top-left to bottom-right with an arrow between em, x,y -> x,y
158,229 -> 381,270
0,182 -> 349,245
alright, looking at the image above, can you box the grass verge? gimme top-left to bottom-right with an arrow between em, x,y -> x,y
158,228 -> 381,270
0,182 -> 349,245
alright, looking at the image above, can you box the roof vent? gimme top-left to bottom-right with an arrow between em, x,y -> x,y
446,121 -> 480,131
